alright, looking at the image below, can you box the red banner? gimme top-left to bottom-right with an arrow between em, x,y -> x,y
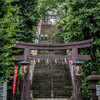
13,65 -> 18,94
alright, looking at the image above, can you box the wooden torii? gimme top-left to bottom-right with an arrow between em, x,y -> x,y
12,39 -> 93,100
13,39 -> 93,61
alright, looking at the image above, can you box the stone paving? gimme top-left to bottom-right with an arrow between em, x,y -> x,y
33,98 -> 70,100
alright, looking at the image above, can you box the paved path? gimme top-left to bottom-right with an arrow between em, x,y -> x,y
33,98 -> 70,100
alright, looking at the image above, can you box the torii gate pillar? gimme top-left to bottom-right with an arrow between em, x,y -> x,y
12,39 -> 93,100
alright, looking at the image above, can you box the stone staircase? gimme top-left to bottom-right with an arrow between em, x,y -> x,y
32,61 -> 72,98
31,25 -> 72,99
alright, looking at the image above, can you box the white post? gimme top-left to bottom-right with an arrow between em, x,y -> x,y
0,82 -> 7,100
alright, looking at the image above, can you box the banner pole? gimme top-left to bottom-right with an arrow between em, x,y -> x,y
13,94 -> 15,100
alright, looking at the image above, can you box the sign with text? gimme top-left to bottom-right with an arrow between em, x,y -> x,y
96,85 -> 100,96
0,83 -> 7,100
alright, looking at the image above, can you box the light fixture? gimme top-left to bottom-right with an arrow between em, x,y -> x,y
72,61 -> 83,76
19,61 -> 30,74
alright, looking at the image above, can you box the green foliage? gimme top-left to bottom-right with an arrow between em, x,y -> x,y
39,0 -> 65,15
56,0 -> 100,97
0,0 -> 19,82
39,0 -> 57,15
0,0 -> 41,82
13,0 -> 40,42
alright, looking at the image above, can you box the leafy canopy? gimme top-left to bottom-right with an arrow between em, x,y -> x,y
0,0 -> 41,82
0,0 -> 19,82
56,0 -> 100,96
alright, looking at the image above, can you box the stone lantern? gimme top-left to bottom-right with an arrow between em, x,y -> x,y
19,60 -> 30,100
73,61 -> 83,76
87,71 -> 100,100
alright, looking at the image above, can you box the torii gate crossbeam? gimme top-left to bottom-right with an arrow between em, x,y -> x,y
13,39 -> 93,61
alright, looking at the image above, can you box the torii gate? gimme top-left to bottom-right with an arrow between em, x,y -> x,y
12,39 -> 93,100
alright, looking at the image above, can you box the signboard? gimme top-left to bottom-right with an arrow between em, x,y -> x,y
0,83 -> 7,100
70,65 -> 74,80
96,85 -> 100,96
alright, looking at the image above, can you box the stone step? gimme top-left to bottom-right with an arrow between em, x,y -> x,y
33,98 -> 71,100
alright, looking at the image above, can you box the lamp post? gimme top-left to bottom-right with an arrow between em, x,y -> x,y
72,61 -> 83,100
19,61 -> 30,100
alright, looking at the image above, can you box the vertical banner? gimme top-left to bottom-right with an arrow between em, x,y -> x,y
36,17 -> 42,44
40,17 -> 42,27
13,65 -> 18,99
33,60 -> 36,65
38,28 -> 41,35
39,17 -> 42,34
40,22 -> 42,29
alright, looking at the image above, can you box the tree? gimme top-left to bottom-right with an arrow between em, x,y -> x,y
56,0 -> 100,97
0,0 -> 41,82
39,0 -> 65,15
13,0 -> 40,42
0,0 -> 19,82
